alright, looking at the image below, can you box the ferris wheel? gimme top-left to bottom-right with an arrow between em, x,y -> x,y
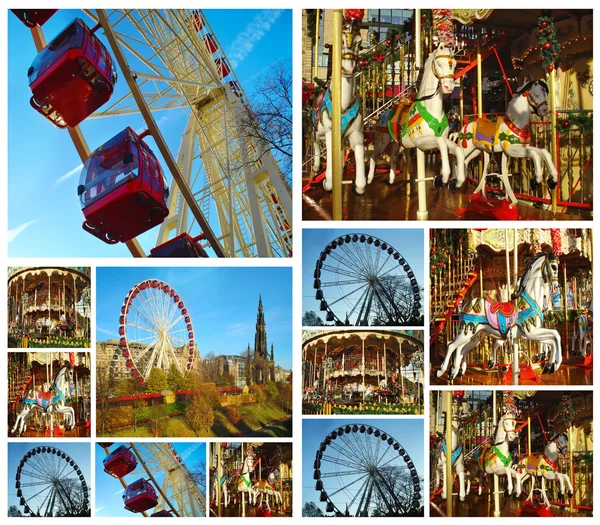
19,9 -> 292,258
15,446 -> 90,517
101,443 -> 206,517
314,424 -> 421,517
118,279 -> 196,382
314,234 -> 422,326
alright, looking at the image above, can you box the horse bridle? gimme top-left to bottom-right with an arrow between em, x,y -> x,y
523,82 -> 549,115
416,53 -> 456,102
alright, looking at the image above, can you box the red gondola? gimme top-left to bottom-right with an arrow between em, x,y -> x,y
185,11 -> 204,32
228,80 -> 242,98
123,478 -> 158,513
214,57 -> 230,79
202,34 -> 218,54
149,233 -> 209,258
150,510 -> 174,517
78,127 -> 170,244
11,9 -> 57,28
103,445 -> 138,479
28,18 -> 117,128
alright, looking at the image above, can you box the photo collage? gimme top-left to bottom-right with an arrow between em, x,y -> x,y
2,5 -> 594,520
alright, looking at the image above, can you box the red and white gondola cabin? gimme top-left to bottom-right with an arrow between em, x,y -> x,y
103,445 -> 138,479
78,127 -> 170,244
123,478 -> 158,513
27,18 -> 117,128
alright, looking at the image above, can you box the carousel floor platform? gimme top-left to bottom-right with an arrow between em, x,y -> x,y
430,363 -> 593,386
302,162 -> 589,221
430,493 -> 590,517
7,425 -> 91,438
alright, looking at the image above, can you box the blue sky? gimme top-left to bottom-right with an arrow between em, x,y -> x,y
302,228 -> 425,322
96,266 -> 292,369
95,442 -> 206,517
8,9 -> 292,257
8,442 -> 91,513
302,418 -> 424,513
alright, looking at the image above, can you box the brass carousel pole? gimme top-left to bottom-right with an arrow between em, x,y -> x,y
331,9 -> 343,220
563,262 -> 569,358
492,391 -> 500,517
445,390 -> 453,517
549,68 -> 558,213
415,9 -> 428,220
313,9 -> 320,82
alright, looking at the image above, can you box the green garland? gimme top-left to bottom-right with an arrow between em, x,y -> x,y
557,112 -> 593,135
537,13 -> 561,72
305,10 -> 322,46
561,394 -> 575,428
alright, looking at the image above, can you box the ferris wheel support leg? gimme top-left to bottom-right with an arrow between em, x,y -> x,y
29,24 -> 146,258
96,10 -> 226,258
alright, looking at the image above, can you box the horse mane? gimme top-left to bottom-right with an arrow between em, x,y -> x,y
515,79 -> 549,96
511,253 -> 547,300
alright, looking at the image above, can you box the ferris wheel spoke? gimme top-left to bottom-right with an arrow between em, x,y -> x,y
326,282 -> 370,309
339,243 -> 370,276
356,475 -> 375,517
165,311 -> 186,333
128,302 -> 159,332
371,286 -> 396,324
31,457 -> 53,481
339,434 -> 371,468
321,262 -> 365,281
356,285 -> 376,326
20,481 -> 52,488
40,485 -> 55,517
328,437 -> 370,470
371,472 -> 399,515
328,471 -> 370,498
320,468 -> 366,478
54,481 -> 74,515
55,458 -> 72,482
56,477 -> 77,512
346,475 -> 370,515
27,482 -> 53,505
22,467 -> 52,483
320,278 -> 369,288
321,452 -> 366,471
324,443 -> 369,471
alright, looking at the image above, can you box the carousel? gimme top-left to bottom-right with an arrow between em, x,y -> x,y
8,267 -> 91,348
430,229 -> 593,386
430,390 -> 593,517
8,352 -> 91,437
302,9 -> 592,221
302,330 -> 424,415
209,442 -> 292,518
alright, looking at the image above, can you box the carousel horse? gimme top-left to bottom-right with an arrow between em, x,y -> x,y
236,452 -> 259,507
253,469 -> 282,510
312,19 -> 367,194
434,408 -> 467,501
452,79 -> 557,205
571,310 -> 592,357
436,253 -> 561,381
367,42 -> 466,188
477,411 -> 522,497
212,463 -> 231,508
11,365 -> 75,435
513,433 -> 573,508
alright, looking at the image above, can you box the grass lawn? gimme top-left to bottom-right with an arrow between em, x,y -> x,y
102,401 -> 291,437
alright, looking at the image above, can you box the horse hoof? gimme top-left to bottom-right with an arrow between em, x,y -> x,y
456,368 -> 464,378
323,180 -> 332,192
568,492 -> 573,499
436,369 -> 444,378
449,179 -> 459,191
529,178 -> 540,191
385,178 -> 394,186
547,178 -> 557,190
352,183 -> 366,196
503,490 -> 509,498
487,360 -> 496,369
541,364 -> 549,374
434,175 -> 444,188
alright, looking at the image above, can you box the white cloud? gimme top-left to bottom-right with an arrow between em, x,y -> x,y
227,10 -> 284,69
54,163 -> 83,186
8,219 -> 37,243
97,327 -> 117,337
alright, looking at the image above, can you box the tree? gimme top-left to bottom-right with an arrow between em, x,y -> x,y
115,377 -> 136,397
96,364 -> 117,436
8,505 -> 23,517
265,380 -> 278,401
167,363 -> 186,392
302,311 -> 325,326
145,367 -> 168,394
184,393 -> 215,436
302,502 -> 324,517
277,381 -> 292,414
239,61 -> 292,182
149,403 -> 169,437
251,384 -> 267,407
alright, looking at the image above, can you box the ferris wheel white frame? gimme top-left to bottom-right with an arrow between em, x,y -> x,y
118,279 -> 196,382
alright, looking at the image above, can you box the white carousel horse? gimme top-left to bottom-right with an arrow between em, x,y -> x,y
212,464 -> 230,508
367,42 -> 465,188
236,452 -> 259,507
253,470 -> 282,510
12,365 -> 75,435
313,20 -> 367,194
512,433 -> 573,508
477,412 -> 522,497
434,409 -> 467,501
571,310 -> 592,357
452,79 -> 558,205
436,253 -> 561,381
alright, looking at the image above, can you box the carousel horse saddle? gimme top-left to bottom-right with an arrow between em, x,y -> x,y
473,117 -> 501,151
387,99 -> 413,141
485,298 -> 517,336
321,89 -> 361,136
34,390 -> 53,409
440,440 -> 463,466
524,455 -> 543,474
